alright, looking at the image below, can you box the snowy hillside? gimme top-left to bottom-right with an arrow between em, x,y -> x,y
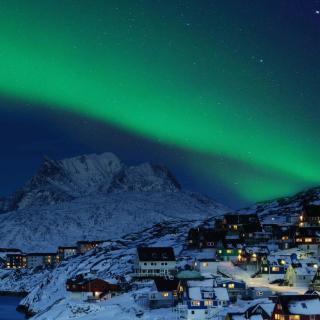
0,219 -> 203,319
0,152 -> 228,251
238,186 -> 320,222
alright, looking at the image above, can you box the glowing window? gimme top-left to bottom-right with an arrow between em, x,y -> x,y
191,300 -> 200,306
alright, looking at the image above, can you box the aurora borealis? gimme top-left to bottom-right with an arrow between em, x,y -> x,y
0,1 -> 320,207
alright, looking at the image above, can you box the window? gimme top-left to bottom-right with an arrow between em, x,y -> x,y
191,300 -> 200,306
289,316 -> 300,320
202,262 -> 208,267
226,249 -> 232,254
272,267 -> 280,272
305,238 -> 312,242
228,283 -> 235,289
274,314 -> 281,320
204,300 -> 213,306
162,292 -> 169,297
191,311 -> 195,314
264,267 -> 268,272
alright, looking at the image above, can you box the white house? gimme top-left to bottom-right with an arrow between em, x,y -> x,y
194,258 -> 219,275
134,247 -> 176,278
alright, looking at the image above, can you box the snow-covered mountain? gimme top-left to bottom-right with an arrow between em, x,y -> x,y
0,153 -> 181,213
0,152 -> 228,251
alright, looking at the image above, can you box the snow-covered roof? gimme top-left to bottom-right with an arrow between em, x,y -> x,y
288,298 -> 320,315
189,287 -> 202,300
213,287 -> 229,301
187,279 -> 214,288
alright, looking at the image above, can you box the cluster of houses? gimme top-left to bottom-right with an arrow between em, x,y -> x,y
1,240 -> 103,269
2,204 -> 320,319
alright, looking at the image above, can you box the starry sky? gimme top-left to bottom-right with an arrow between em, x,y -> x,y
0,0 -> 320,208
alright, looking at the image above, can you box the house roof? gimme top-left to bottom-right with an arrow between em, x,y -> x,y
137,247 -> 175,261
176,270 -> 203,280
276,294 -> 320,315
153,279 -> 179,292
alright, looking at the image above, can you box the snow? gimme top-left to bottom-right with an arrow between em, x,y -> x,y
189,287 -> 202,300
288,298 -> 320,315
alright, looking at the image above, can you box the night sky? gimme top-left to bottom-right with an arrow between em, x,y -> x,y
0,1 -> 320,208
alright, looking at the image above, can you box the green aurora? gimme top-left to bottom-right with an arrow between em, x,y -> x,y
0,1 -> 319,203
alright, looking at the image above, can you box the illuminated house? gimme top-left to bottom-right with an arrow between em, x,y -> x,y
186,228 -> 226,249
295,227 -> 320,256
299,204 -> 320,227
6,253 -> 27,269
216,245 -> 241,262
217,279 -> 246,301
194,258 -> 219,275
260,256 -> 290,280
66,276 -> 119,301
221,213 -> 261,234
271,294 -> 320,320
76,241 -> 103,254
148,278 -> 182,309
26,253 -> 58,268
238,246 -> 269,272
134,247 -> 176,278
58,246 -> 77,261
183,282 -> 230,320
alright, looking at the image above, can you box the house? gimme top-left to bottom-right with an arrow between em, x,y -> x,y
186,228 -> 226,249
194,258 -> 219,275
295,227 -> 320,256
225,301 -> 274,320
148,278 -> 182,309
220,214 -> 261,233
299,204 -> 320,227
26,253 -> 58,268
58,246 -> 77,261
238,246 -> 269,273
284,264 -> 316,287
66,276 -> 119,301
217,279 -> 246,302
271,294 -> 320,320
183,282 -> 230,320
134,247 -> 176,278
259,256 -> 290,281
6,253 -> 27,269
76,241 -> 103,254
246,287 -> 273,300
216,245 -> 241,262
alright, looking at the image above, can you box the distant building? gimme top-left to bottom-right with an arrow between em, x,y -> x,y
58,246 -> 77,261
246,287 -> 273,300
76,241 -> 103,254
6,253 -> 26,269
216,246 -> 241,262
271,294 -> 320,320
134,247 -> 176,278
299,204 -> 320,227
26,253 -> 58,268
295,227 -> 320,256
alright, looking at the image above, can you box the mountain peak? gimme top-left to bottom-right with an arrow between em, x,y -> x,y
0,152 -> 181,213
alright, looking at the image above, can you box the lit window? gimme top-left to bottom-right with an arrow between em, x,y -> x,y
226,249 -> 232,254
305,238 -> 312,242
202,262 -> 208,267
289,316 -> 300,320
264,267 -> 268,272
191,300 -> 200,306
272,267 -> 280,272
204,300 -> 213,306
218,250 -> 222,254
228,283 -> 235,289
275,314 -> 281,320
162,292 -> 169,297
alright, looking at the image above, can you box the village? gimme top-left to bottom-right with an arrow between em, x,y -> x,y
1,204 -> 320,319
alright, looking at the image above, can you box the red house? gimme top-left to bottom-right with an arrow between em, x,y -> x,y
271,294 -> 320,320
66,276 -> 119,301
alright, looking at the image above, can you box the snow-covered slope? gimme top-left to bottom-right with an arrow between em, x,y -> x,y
238,186 -> 320,222
0,152 -> 228,251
